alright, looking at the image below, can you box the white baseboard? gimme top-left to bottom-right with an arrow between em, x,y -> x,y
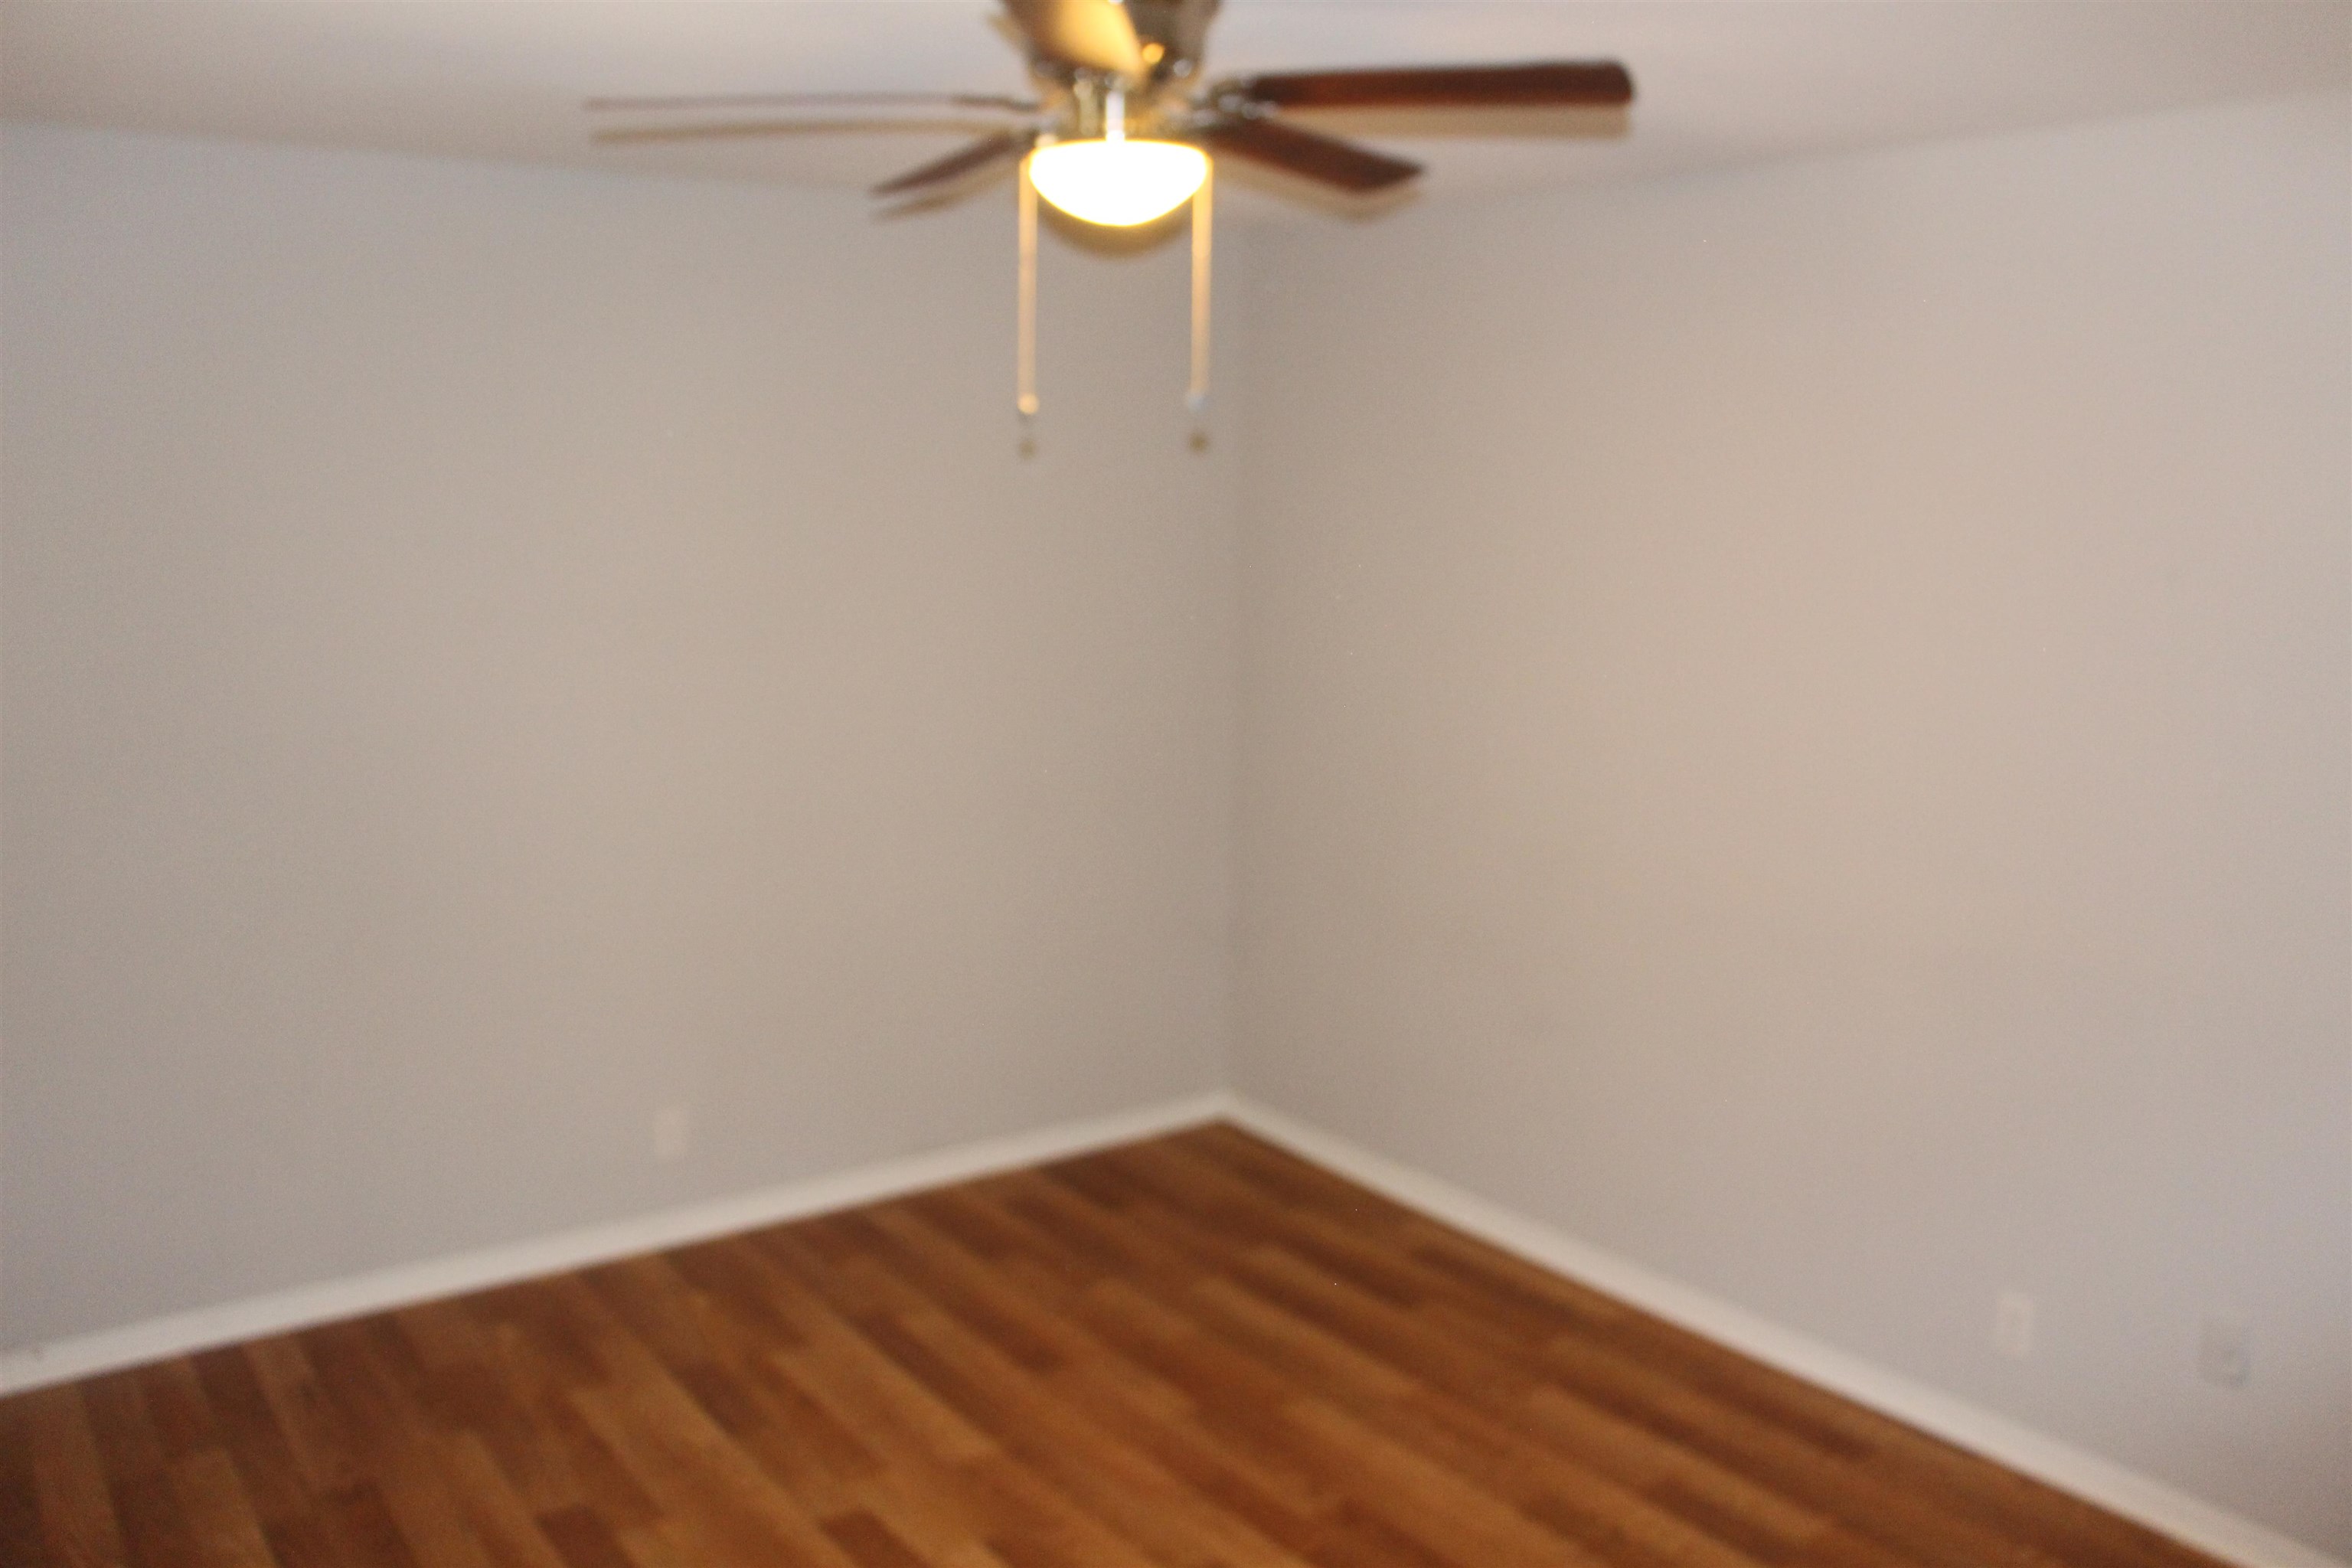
1223,1096 -> 2345,1568
0,1090 -> 1230,1396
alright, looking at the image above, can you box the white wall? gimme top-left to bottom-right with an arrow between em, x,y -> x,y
0,125 -> 1241,1351
1235,95 -> 2350,1557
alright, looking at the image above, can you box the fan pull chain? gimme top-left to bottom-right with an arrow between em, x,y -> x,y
1187,158 -> 1213,437
1016,150 -> 1040,446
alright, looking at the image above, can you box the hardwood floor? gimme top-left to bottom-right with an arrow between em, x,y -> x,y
2,1123 -> 2230,1568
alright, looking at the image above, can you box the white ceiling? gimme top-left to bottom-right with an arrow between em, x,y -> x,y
3,1 -> 2346,222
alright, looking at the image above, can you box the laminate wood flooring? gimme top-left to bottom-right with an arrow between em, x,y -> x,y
2,1123 -> 2233,1568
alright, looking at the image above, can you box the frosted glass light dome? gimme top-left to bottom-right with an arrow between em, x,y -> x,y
1027,139 -> 1208,227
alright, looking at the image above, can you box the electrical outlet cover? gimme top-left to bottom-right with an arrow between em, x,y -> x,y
2197,1317 -> 2250,1387
654,1103 -> 693,1162
1994,1291 -> 2035,1359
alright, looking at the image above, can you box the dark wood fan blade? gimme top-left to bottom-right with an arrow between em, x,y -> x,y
1123,0 -> 1220,70
586,92 -> 1036,113
1001,0 -> 1145,77
1193,116 -> 1420,192
872,129 -> 1037,197
1223,60 -> 1633,112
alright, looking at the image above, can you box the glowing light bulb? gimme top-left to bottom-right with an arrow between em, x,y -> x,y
1027,139 -> 1208,227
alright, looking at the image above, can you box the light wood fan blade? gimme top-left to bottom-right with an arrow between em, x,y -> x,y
1193,116 -> 1420,191
586,91 -> 1037,114
1001,0 -> 1145,77
595,118 -> 1016,145
873,129 -> 1039,198
1223,60 -> 1633,111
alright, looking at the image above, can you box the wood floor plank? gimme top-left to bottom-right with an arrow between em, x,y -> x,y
1209,1243 -> 1844,1566
0,1395 -> 57,1568
1111,1134 -> 2065,1568
1529,1321 -> 2074,1568
184,1348 -> 345,1568
431,1431 -> 586,1568
820,1508 -> 933,1568
82,1370 -> 209,1568
423,1298 -> 660,1537
1279,1393 -> 1608,1568
165,1448 -> 281,1568
1027,1184 -> 1842,1568
533,1504 -> 639,1568
240,1338 -> 366,1504
877,1303 -> 1319,1568
137,1362 -> 227,1467
2,1123 -> 2243,1568
567,1370 -> 845,1568
296,1322 -> 528,1568
24,1385 -> 130,1568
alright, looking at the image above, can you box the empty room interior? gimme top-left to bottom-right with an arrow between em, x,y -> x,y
2,2 -> 2347,1566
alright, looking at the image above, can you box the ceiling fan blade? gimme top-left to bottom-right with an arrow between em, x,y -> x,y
1123,0 -> 1220,70
1222,60 -> 1634,112
586,91 -> 1037,114
595,118 -> 1018,145
1001,0 -> 1146,77
1193,116 -> 1420,192
872,129 -> 1038,198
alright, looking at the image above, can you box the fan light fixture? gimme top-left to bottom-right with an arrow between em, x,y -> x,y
1027,137 -> 1207,227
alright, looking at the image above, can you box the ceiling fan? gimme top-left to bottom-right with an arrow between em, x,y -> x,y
591,0 -> 1634,433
